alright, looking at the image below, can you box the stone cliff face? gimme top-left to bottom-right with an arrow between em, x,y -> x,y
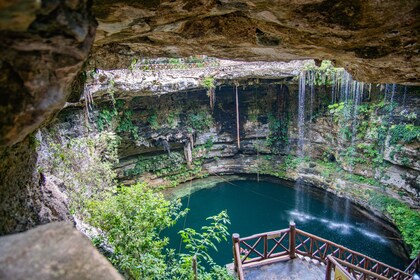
90,0 -> 420,85
0,0 -> 96,233
0,0 -> 96,147
40,65 -> 419,213
0,0 -> 419,238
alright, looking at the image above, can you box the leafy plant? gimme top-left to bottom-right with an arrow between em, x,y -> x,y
87,183 -> 186,279
97,109 -> 117,131
116,109 -> 139,140
148,112 -> 160,130
186,111 -> 213,133
179,211 -> 230,266
367,191 -> 420,258
389,124 -> 420,145
266,113 -> 289,153
87,183 -> 232,279
38,130 -> 120,214
202,76 -> 215,91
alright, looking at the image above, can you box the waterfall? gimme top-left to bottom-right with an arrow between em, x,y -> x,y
309,71 -> 315,121
386,84 -> 397,143
384,84 -> 390,102
331,71 -> 337,104
344,71 -> 350,103
403,86 -> 407,109
349,81 -> 363,172
235,84 -> 241,149
298,71 -> 306,157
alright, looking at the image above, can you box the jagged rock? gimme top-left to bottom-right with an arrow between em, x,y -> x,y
0,138 -> 73,235
0,222 -> 123,280
85,60 -> 305,100
0,0 -> 96,147
90,0 -> 419,85
384,142 -> 420,172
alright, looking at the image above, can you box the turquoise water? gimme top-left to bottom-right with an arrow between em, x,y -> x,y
163,177 -> 408,269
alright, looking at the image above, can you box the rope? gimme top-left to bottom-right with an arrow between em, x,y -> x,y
178,176 -> 193,254
202,173 -> 403,241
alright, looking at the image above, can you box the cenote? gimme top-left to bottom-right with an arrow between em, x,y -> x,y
164,176 -> 409,270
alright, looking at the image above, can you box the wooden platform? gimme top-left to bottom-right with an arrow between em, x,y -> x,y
227,255 -> 326,280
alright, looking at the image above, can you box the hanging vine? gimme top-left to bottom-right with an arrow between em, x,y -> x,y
202,76 -> 216,111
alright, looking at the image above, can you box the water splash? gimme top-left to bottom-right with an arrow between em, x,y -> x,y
288,210 -> 387,243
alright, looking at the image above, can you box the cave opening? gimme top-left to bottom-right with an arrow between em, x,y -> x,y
0,1 -> 419,279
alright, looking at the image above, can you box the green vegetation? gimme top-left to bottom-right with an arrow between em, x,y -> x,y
116,109 -> 139,140
96,100 -> 139,140
185,111 -> 213,133
125,153 -> 184,177
148,111 -> 160,130
125,151 -> 206,187
40,131 -> 120,213
130,56 -> 219,71
367,191 -> 420,258
202,76 -> 216,110
389,124 -> 420,145
202,76 -> 215,91
97,109 -> 118,131
258,155 -> 309,179
303,60 -> 342,86
266,113 -> 289,153
88,183 -> 233,279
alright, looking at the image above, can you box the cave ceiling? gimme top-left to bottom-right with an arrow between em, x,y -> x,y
0,0 -> 419,146
90,0 -> 420,84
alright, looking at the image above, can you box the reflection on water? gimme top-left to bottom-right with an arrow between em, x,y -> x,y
163,176 -> 409,269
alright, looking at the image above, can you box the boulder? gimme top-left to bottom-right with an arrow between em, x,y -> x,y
0,222 -> 123,280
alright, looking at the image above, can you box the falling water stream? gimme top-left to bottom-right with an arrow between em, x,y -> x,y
297,71 -> 306,157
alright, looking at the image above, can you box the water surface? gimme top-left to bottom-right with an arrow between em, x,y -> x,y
163,176 -> 408,269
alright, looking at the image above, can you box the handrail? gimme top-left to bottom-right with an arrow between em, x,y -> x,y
325,255 -> 356,280
232,234 -> 244,280
232,224 -> 414,280
404,252 -> 420,275
326,255 -> 399,280
294,229 -> 412,280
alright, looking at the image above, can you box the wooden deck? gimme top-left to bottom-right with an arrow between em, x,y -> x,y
228,254 -> 326,280
230,222 -> 417,280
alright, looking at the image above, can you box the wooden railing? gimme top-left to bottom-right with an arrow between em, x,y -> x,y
294,229 -> 412,280
325,255 -> 356,280
232,222 -> 414,280
404,253 -> 420,276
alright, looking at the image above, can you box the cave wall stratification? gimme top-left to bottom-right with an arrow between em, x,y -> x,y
43,72 -> 420,210
0,0 -> 419,236
90,0 -> 420,84
0,0 -> 96,234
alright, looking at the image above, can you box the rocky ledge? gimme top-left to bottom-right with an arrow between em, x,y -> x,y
81,59 -> 308,101
90,0 -> 420,85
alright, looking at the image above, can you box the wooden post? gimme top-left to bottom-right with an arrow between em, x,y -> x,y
232,233 -> 244,280
235,85 -> 240,149
289,221 -> 296,259
264,235 -> 268,259
192,255 -> 197,280
325,256 -> 332,280
232,233 -> 240,272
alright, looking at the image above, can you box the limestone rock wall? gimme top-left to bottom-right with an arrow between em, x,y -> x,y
0,0 -> 96,147
90,0 -> 420,84
0,138 -> 73,235
42,77 -> 419,209
0,222 -> 123,280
